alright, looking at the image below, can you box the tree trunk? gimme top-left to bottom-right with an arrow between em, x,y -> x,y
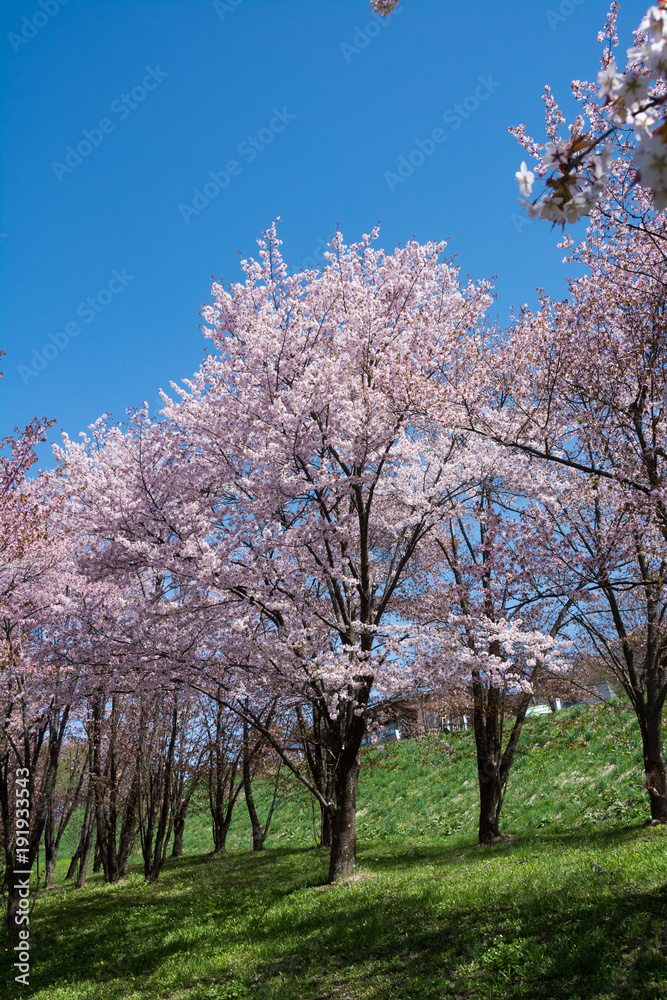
92,836 -> 102,873
171,814 -> 186,857
477,759 -> 501,843
148,702 -> 178,882
171,774 -> 199,857
245,785 -> 267,852
76,797 -> 96,889
116,771 -> 139,880
242,735 -> 281,852
471,670 -> 503,845
212,818 -> 231,854
320,806 -> 333,848
44,847 -> 57,889
243,721 -> 267,851
642,707 -> 667,822
65,846 -> 80,881
44,810 -> 57,888
327,753 -> 360,882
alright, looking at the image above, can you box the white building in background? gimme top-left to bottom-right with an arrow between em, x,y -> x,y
527,682 -> 619,717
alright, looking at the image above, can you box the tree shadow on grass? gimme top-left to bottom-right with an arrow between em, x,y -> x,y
247,874 -> 667,1000
5,832 -> 665,999
357,819 -> 657,874
0,847 -> 331,997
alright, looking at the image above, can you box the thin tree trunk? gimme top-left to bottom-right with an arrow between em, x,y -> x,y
116,771 -> 139,879
65,845 -> 81,881
92,836 -> 102,873
76,804 -> 96,888
242,717 -> 282,852
68,781 -> 95,885
44,810 -> 57,888
170,776 -> 200,858
148,701 -> 178,882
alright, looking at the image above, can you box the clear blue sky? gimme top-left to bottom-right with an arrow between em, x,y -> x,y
0,0 -> 646,465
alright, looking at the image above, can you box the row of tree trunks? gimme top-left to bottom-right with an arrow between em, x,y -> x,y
90,695 -> 139,884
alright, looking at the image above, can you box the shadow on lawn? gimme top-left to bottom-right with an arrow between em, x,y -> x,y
4,830 -> 665,999
355,820 -> 651,873
249,874 -> 667,999
0,847 -> 330,996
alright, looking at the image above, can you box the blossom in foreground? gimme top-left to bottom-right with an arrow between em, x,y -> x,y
514,4 -> 667,224
633,131 -> 667,208
515,161 -> 535,196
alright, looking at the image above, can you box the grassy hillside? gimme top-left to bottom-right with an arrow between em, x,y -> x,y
4,702 -> 667,999
214,700 -> 651,850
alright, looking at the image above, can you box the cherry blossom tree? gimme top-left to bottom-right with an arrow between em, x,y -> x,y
401,465 -> 576,842
523,463 -> 667,821
0,414 -> 88,936
60,225 -> 496,880
458,207 -> 667,821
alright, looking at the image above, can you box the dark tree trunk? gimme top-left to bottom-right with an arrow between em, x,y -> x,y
170,774 -> 199,857
244,778 -> 267,852
5,880 -> 25,946
212,816 -> 232,854
1,702 -> 71,938
171,814 -> 186,857
44,810 -> 57,889
116,772 -> 139,879
148,701 -> 178,882
65,846 -> 80,881
641,706 -> 667,822
76,806 -> 96,889
65,781 -> 95,884
242,716 -> 281,852
320,806 -> 333,848
477,758 -> 502,844
294,702 -> 336,848
472,669 -> 503,845
327,752 -> 360,882
141,795 -> 156,879
468,599 -> 571,846
210,764 -> 242,855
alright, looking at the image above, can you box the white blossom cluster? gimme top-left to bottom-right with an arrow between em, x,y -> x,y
516,4 -> 667,220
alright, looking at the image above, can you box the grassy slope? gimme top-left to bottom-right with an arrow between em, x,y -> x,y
3,703 -> 667,999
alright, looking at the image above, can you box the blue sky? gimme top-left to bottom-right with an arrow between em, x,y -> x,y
1,0 -> 646,465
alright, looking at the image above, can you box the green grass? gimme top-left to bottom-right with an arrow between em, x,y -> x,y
4,702 -> 667,999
